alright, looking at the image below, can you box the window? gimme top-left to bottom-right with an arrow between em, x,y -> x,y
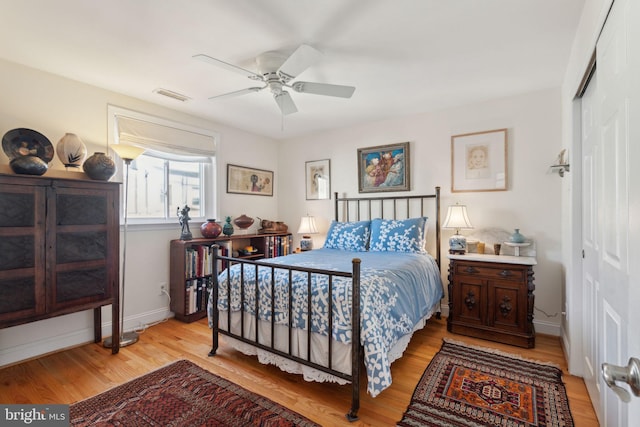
108,106 -> 218,224
127,154 -> 208,220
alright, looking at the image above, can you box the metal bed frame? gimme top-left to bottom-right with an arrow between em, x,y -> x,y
209,187 -> 441,421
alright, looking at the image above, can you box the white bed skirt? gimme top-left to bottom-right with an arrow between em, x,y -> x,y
216,306 -> 436,392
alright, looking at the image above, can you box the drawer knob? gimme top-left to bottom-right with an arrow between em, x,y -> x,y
464,266 -> 479,274
499,270 -> 513,277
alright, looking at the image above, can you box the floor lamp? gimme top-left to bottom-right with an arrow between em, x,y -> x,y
104,144 -> 145,348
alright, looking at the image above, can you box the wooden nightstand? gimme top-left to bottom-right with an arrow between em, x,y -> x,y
447,254 -> 536,348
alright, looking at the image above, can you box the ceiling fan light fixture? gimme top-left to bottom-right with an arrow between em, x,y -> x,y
267,79 -> 284,95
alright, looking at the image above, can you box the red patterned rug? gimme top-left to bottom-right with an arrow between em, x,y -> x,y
70,359 -> 318,426
398,340 -> 574,426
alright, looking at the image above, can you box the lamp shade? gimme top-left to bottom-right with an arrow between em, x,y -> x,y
111,144 -> 145,161
297,215 -> 318,235
442,204 -> 473,232
442,204 -> 473,254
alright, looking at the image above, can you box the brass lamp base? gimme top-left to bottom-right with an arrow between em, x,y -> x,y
103,331 -> 139,348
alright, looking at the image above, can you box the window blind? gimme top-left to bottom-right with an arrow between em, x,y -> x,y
113,113 -> 216,160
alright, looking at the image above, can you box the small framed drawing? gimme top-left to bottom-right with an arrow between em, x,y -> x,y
305,159 -> 331,200
227,164 -> 274,196
357,142 -> 410,193
451,128 -> 507,192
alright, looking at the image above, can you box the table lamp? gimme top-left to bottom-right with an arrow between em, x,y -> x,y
442,204 -> 473,254
297,215 -> 318,251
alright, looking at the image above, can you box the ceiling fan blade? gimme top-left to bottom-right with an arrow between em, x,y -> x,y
274,91 -> 298,115
209,86 -> 264,100
277,44 -> 322,81
193,54 -> 263,81
291,81 -> 355,98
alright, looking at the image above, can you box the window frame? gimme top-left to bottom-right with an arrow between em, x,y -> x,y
107,105 -> 218,227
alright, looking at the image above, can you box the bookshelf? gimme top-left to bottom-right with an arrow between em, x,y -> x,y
169,232 -> 292,322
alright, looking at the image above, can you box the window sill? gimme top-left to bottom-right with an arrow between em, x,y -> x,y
122,217 -> 207,232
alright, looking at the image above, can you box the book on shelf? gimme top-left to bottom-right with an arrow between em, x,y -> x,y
185,277 -> 211,314
185,279 -> 195,314
215,240 -> 232,272
185,244 -> 218,279
262,234 -> 292,257
196,278 -> 203,312
195,245 -> 204,277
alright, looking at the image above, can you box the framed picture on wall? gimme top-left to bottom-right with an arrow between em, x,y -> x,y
357,142 -> 410,193
451,128 -> 507,192
305,159 -> 331,200
226,164 -> 273,196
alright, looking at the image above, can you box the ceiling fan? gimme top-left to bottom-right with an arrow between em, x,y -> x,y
194,44 -> 355,115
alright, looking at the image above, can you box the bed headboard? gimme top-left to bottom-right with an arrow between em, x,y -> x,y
333,186 -> 441,269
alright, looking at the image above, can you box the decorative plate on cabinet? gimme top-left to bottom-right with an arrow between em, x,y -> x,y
2,128 -> 54,163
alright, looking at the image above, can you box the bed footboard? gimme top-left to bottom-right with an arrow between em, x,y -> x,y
208,246 -> 363,422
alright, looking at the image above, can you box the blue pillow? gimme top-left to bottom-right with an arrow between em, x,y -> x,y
369,217 -> 428,253
323,220 -> 371,251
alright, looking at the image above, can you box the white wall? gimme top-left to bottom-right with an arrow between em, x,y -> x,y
0,59 -> 280,366
278,88 -> 564,335
0,58 -> 570,367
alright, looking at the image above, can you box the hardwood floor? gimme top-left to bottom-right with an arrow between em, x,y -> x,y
0,316 -> 598,426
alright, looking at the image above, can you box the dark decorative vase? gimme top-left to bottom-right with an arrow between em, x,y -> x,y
510,228 -> 526,243
233,214 -> 254,229
222,216 -> 234,236
83,152 -> 116,181
9,155 -> 48,175
200,219 -> 222,238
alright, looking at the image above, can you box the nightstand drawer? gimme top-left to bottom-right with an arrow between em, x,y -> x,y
454,263 -> 525,281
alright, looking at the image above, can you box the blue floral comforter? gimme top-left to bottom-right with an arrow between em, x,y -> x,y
207,248 -> 443,396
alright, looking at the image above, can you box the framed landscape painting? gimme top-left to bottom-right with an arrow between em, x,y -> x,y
357,142 -> 410,193
451,128 -> 507,192
305,159 -> 331,200
227,164 -> 273,196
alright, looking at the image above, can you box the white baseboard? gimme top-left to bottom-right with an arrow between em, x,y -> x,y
533,319 -> 561,336
0,327 -> 95,368
0,307 -> 174,368
101,307 -> 174,336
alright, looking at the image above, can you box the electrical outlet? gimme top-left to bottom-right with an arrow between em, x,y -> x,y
159,282 -> 167,296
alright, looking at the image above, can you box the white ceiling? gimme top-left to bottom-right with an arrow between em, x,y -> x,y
1,0 -> 585,140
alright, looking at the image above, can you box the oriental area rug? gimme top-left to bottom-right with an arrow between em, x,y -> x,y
398,340 -> 574,427
69,359 -> 318,426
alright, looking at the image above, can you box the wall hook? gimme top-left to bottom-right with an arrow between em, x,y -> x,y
550,164 -> 570,177
550,149 -> 570,177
